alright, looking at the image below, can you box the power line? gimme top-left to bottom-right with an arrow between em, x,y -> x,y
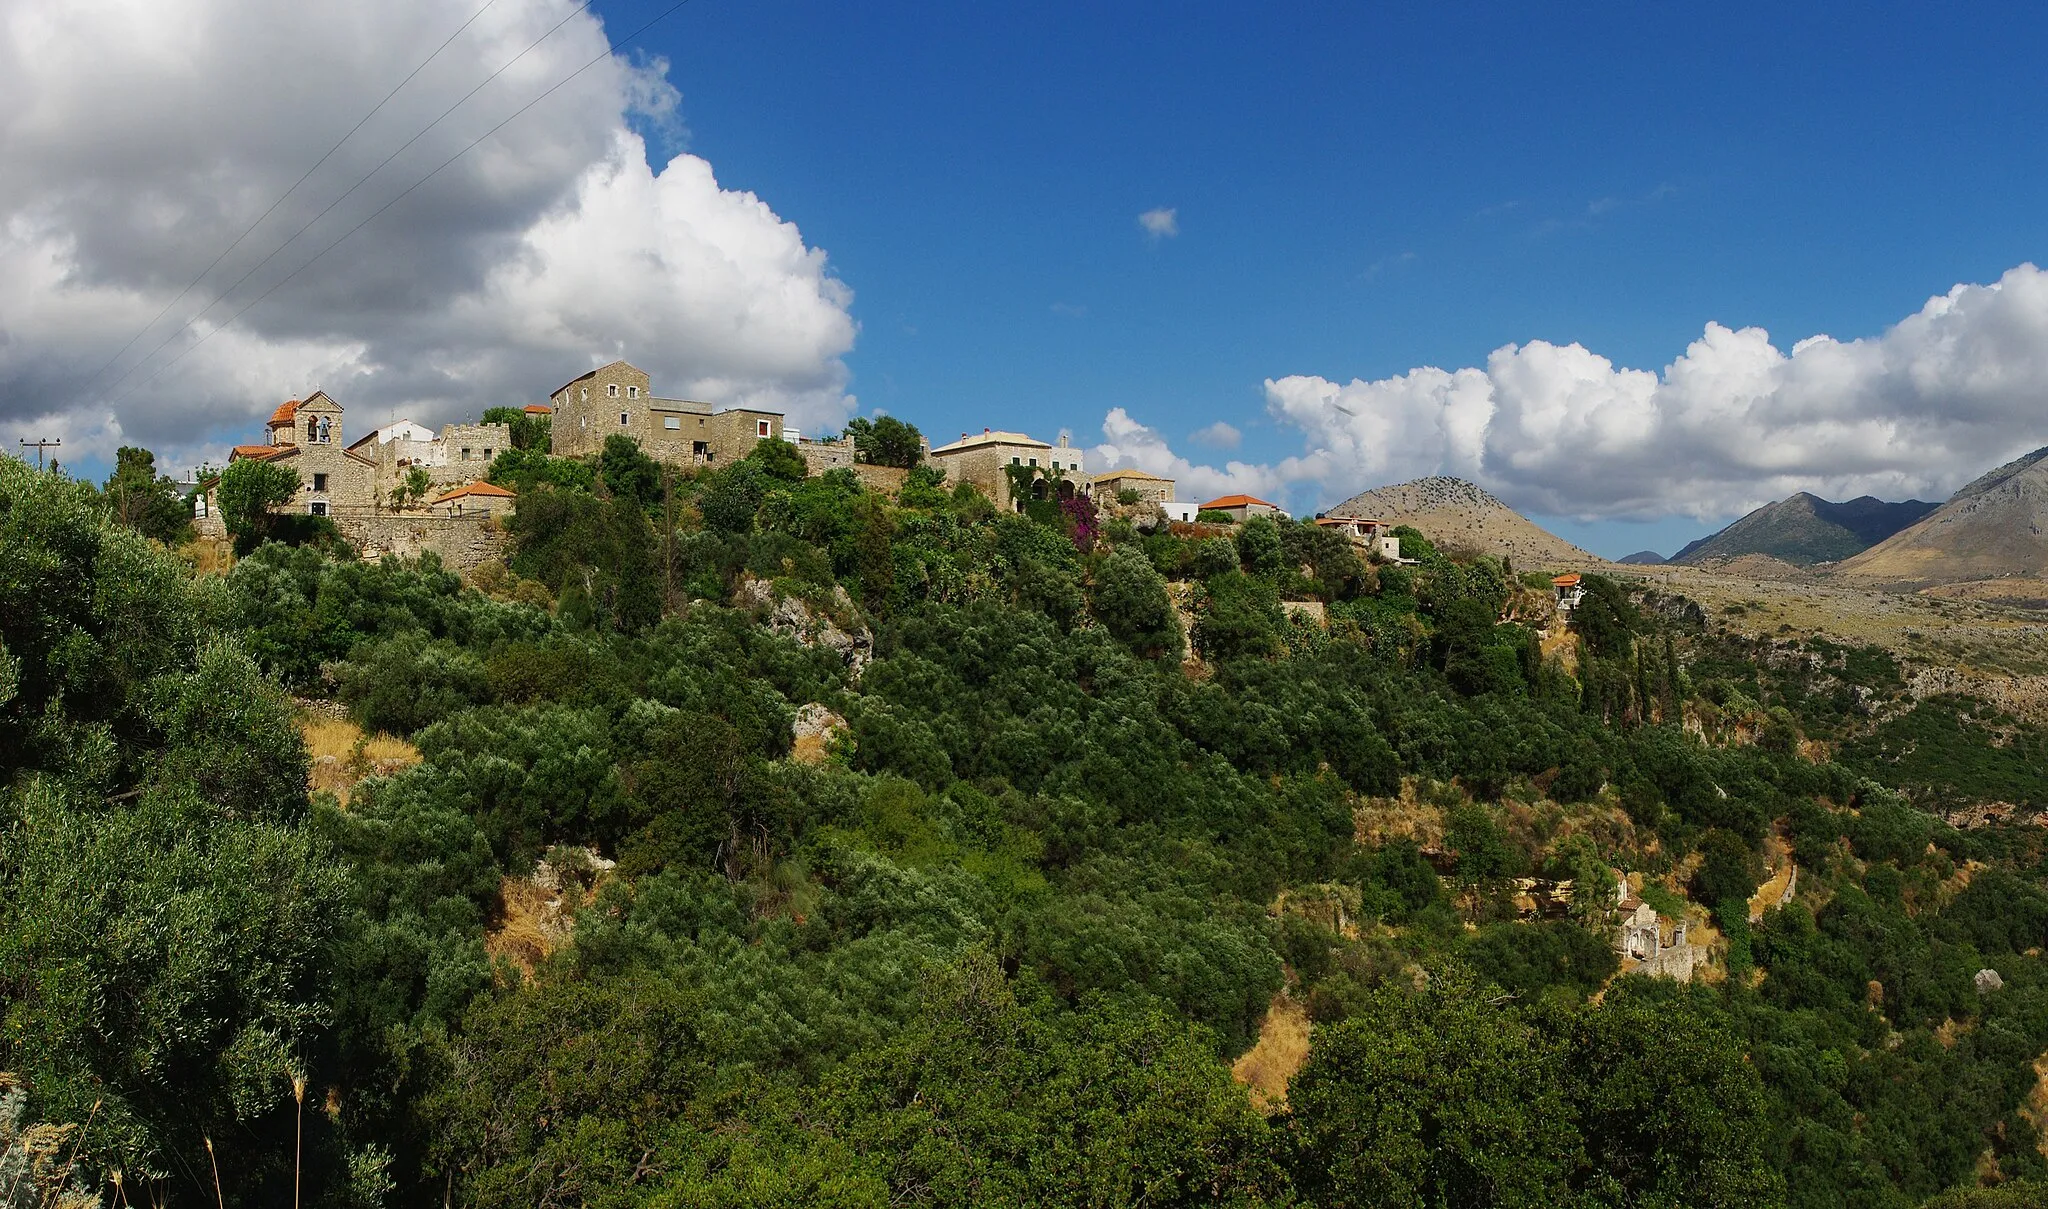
80,0 -> 504,397
100,0 -> 605,403
108,0 -> 702,409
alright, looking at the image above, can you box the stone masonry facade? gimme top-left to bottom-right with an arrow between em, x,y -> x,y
547,360 -> 782,466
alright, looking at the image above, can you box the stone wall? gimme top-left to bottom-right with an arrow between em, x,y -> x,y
851,463 -> 911,493
797,436 -> 857,475
334,512 -> 510,574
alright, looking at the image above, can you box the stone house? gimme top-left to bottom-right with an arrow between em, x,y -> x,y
1198,493 -> 1284,523
426,480 -> 518,518
1552,573 -> 1585,612
202,392 -> 379,523
928,428 -> 1089,511
1093,467 -> 1176,504
1315,515 -> 1402,561
546,360 -> 782,465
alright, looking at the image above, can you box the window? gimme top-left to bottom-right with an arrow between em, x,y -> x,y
608,384 -> 619,398
460,447 -> 471,460
1011,456 -> 1020,465
306,417 -> 318,441
312,473 -> 327,491
628,386 -> 639,399
1029,458 -> 1038,467
664,416 -> 681,430
482,448 -> 493,459
319,417 -> 331,443
620,412 -> 630,427
758,420 -> 771,437
580,387 -> 588,401
309,501 -> 329,516
693,441 -> 709,458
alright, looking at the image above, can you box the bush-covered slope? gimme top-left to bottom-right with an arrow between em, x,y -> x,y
5,444 -> 2048,1208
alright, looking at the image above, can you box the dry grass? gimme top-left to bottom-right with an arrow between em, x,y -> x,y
175,537 -> 235,578
297,711 -> 420,808
1747,831 -> 1797,923
484,876 -> 566,980
484,853 -> 611,981
1232,994 -> 1313,1113
2019,1049 -> 2048,1159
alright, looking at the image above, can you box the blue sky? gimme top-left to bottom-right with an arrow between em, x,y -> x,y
586,0 -> 2048,556
11,0 -> 2045,560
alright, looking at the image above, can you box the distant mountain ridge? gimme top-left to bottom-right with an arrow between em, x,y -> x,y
1328,476 -> 1601,568
1672,492 -> 1937,567
1834,445 -> 2048,587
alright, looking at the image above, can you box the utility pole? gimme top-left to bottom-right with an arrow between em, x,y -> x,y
18,437 -> 60,470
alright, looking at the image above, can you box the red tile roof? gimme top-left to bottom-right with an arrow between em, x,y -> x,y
1552,573 -> 1582,587
231,444 -> 285,460
524,403 -> 553,414
267,399 -> 300,426
1199,494 -> 1277,511
428,480 -> 517,506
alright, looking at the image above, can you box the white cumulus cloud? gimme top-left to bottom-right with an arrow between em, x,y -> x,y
1091,265 -> 2048,520
1138,207 -> 1179,240
1190,420 -> 1241,449
0,0 -> 857,472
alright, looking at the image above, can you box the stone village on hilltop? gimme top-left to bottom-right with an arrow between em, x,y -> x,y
192,356 -> 1405,563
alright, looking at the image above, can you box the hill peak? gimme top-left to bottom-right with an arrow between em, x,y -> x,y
1328,476 -> 1596,567
1673,491 -> 1936,567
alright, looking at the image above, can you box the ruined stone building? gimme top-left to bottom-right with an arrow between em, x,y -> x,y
546,360 -> 783,465
1092,467 -> 1176,504
928,429 -> 1090,511
348,418 -> 513,499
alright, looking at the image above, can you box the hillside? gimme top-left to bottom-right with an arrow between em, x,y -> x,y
1834,445 -> 2048,588
1672,492 -> 1936,566
1326,476 -> 1602,568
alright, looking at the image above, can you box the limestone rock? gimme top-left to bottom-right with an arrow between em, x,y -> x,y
1976,968 -> 2005,994
791,703 -> 849,765
734,578 -> 874,681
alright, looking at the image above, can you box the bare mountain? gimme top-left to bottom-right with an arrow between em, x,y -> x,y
1834,446 -> 2048,588
1672,492 -> 1937,567
1326,476 -> 1601,568
1617,550 -> 1667,565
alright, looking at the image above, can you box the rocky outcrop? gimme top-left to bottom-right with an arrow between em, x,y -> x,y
734,578 -> 874,681
791,703 -> 849,765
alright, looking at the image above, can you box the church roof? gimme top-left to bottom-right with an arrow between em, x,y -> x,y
267,399 -> 300,426
231,444 -> 292,461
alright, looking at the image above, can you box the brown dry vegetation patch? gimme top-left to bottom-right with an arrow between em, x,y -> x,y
1353,780 -> 1445,850
1748,831 -> 1798,922
484,854 -> 612,981
2019,1050 -> 2048,1159
1232,993 -> 1313,1113
298,711 -> 420,808
176,538 -> 234,578
485,876 -> 573,980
